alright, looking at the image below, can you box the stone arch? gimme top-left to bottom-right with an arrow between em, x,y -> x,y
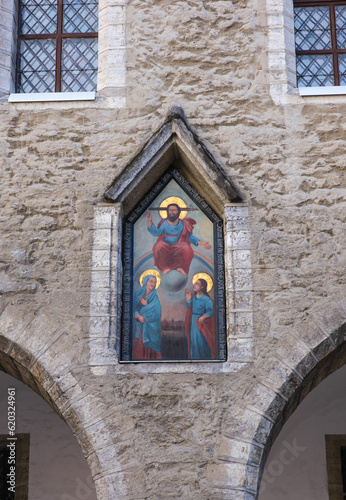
245,315 -> 346,499
0,328 -> 111,499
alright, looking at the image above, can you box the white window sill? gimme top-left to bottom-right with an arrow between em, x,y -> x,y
8,91 -> 96,103
299,86 -> 346,96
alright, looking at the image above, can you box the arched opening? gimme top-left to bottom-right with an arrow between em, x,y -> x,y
254,322 -> 346,498
0,335 -> 99,499
0,370 -> 97,499
258,362 -> 346,499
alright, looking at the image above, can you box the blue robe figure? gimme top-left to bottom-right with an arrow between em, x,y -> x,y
185,278 -> 215,360
132,275 -> 162,360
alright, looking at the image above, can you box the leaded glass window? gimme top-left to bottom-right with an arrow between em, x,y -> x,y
17,0 -> 98,93
294,1 -> 346,87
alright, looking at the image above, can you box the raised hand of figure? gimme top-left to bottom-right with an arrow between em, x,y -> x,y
146,211 -> 153,227
186,289 -> 192,302
198,241 -> 212,250
140,296 -> 148,306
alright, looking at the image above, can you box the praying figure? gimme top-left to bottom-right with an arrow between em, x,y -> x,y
132,274 -> 162,360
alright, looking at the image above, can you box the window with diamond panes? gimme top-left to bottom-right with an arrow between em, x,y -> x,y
17,0 -> 98,93
294,0 -> 346,86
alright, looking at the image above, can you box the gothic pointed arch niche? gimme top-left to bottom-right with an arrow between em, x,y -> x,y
106,106 -> 242,362
90,106 -> 253,370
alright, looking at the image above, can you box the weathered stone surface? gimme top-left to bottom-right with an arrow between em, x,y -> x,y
0,0 -> 345,498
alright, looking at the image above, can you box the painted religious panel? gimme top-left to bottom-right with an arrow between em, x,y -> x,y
121,168 -> 226,362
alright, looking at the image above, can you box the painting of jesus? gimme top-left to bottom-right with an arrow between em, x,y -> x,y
121,169 -> 226,362
146,200 -> 211,275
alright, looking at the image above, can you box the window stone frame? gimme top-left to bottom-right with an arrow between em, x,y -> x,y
267,0 -> 299,104
266,0 -> 346,103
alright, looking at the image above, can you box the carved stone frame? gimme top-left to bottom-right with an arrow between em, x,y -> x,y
88,107 -> 254,374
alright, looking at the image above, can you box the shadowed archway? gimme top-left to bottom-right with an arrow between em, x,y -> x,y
247,321 -> 346,498
0,333 -> 102,498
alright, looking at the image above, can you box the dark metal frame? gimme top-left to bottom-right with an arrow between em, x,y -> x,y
121,167 -> 227,363
294,0 -> 346,85
17,0 -> 98,92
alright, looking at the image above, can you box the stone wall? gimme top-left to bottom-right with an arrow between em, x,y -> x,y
0,0 -> 345,498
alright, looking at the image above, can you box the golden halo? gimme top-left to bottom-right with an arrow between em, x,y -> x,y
139,269 -> 161,288
159,196 -> 187,219
192,273 -> 213,292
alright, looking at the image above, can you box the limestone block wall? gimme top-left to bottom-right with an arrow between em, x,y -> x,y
0,0 -> 345,499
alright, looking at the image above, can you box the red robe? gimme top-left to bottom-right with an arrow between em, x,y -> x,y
153,217 -> 196,274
